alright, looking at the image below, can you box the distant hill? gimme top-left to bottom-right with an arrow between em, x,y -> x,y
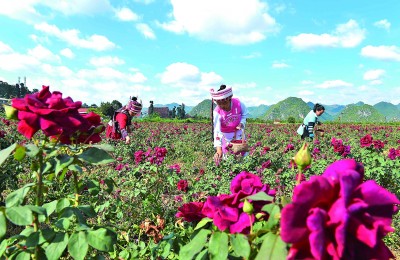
373,102 -> 400,121
263,97 -> 311,121
188,99 -> 215,118
337,104 -> 386,123
248,105 -> 269,118
324,104 -> 345,116
154,102 -> 193,113
185,97 -> 398,123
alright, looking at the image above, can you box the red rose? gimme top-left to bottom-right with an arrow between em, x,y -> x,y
12,86 -> 86,139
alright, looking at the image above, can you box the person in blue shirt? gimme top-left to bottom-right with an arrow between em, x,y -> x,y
297,103 -> 325,139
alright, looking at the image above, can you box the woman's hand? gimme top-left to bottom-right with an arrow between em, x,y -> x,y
125,135 -> 130,144
236,123 -> 244,130
214,147 -> 223,164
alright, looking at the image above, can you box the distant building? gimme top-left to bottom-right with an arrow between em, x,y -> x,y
78,108 -> 89,115
150,107 -> 170,118
0,98 -> 10,105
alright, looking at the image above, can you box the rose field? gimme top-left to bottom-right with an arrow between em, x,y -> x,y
0,88 -> 400,259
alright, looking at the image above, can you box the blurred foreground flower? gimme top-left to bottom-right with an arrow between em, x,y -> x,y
281,159 -> 400,259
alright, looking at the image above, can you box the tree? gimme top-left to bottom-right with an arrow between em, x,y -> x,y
98,102 -> 114,119
149,101 -> 154,115
177,103 -> 186,119
111,100 -> 122,111
287,116 -> 296,124
172,106 -> 176,118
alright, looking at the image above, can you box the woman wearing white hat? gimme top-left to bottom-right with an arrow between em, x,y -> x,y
210,85 -> 249,164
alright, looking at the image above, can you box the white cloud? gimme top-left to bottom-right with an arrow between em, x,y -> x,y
0,0 -> 112,24
133,0 -> 155,4
0,41 -> 13,54
298,90 -> 314,95
156,20 -> 185,34
89,56 -> 125,67
115,7 -> 139,22
242,52 -> 262,59
60,48 -> 75,59
136,23 -> 156,39
160,63 -> 201,85
272,61 -> 289,68
0,45 -> 149,106
361,45 -> 400,62
159,0 -> 279,45
374,19 -> 391,31
363,69 -> 385,81
370,80 -> 383,85
157,62 -> 224,104
315,80 -> 353,89
34,22 -> 116,51
28,45 -> 60,62
287,19 -> 365,50
301,80 -> 314,85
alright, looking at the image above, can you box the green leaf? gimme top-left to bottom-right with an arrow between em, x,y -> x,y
86,180 -> 100,196
56,198 -> 71,213
255,233 -> 287,260
55,155 -> 74,175
230,234 -> 250,259
68,164 -> 82,174
26,205 -> 47,216
0,143 -> 17,167
208,231 -> 228,260
55,218 -> 70,230
5,183 -> 34,208
6,206 -> 33,226
92,144 -> 115,152
45,232 -> 69,260
68,231 -> 89,260
42,160 -> 54,174
0,239 -> 7,256
104,177 -> 116,193
43,200 -> 58,216
26,229 -> 55,247
14,144 -> 26,161
87,228 -> 117,252
246,191 -> 274,202
195,249 -> 208,260
262,204 -> 281,227
78,205 -> 96,218
179,229 -> 211,259
0,210 -> 6,239
78,147 -> 114,165
15,251 -> 31,260
26,231 -> 41,247
194,217 -> 213,230
25,143 -> 39,157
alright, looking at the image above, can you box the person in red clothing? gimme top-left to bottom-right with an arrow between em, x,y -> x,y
106,97 -> 142,143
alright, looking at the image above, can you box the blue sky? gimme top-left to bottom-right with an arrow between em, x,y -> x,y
0,0 -> 399,107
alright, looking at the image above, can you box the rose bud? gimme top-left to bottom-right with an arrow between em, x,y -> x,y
294,142 -> 312,172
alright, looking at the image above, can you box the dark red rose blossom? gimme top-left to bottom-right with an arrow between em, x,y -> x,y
360,134 -> 373,147
177,179 -> 188,192
175,202 -> 205,222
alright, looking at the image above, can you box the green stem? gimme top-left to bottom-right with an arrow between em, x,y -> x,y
296,169 -> 303,186
73,173 -> 79,207
34,149 -> 44,259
